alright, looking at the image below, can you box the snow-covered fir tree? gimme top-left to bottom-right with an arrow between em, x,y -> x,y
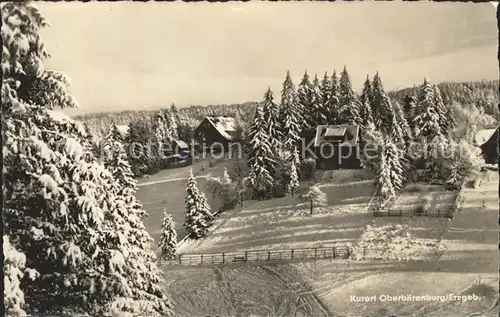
359,75 -> 374,130
392,100 -> 413,147
374,150 -> 396,203
320,72 -> 333,122
2,3 -> 173,315
297,71 -> 316,133
423,134 -> 451,183
247,104 -> 276,197
403,95 -> 418,130
432,84 -> 450,135
152,109 -> 172,142
288,160 -> 300,197
300,185 -> 328,215
338,66 -> 362,125
261,87 -> 282,151
102,123 -> 144,214
279,71 -> 302,150
328,70 -> 341,124
359,123 -> 385,174
126,118 -> 161,177
384,138 -> 406,193
371,72 -> 394,134
158,210 -> 178,260
170,103 -> 182,131
390,108 -> 406,149
163,108 -> 179,140
184,169 -> 213,239
360,75 -> 373,106
311,74 -> 327,126
413,78 -> 442,140
4,235 -> 38,316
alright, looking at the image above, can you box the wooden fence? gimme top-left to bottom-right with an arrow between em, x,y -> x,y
373,208 -> 453,218
164,246 -> 350,266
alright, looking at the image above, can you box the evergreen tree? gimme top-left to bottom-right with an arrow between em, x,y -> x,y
170,103 -> 182,130
152,109 -> 171,142
413,78 -> 442,140
288,160 -> 299,197
261,87 -> 282,151
392,100 -> 413,146
385,138 -> 406,192
163,109 -> 179,140
184,169 -> 213,239
371,72 -> 394,134
432,84 -> 450,135
359,75 -> 374,130
374,150 -> 396,203
403,95 -> 418,130
338,66 -> 362,125
320,72 -> 333,122
102,123 -> 144,214
279,71 -> 302,150
4,235 -> 38,316
158,210 -> 178,260
247,104 -> 275,197
360,75 -> 374,105
328,70 -> 341,124
126,118 -> 161,176
297,71 -> 315,133
312,74 -> 327,125
360,123 -> 385,174
2,3 -> 173,315
300,185 -> 328,215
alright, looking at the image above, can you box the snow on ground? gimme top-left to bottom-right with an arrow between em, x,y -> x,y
178,180 -> 375,254
163,264 -> 330,317
386,183 -> 457,212
298,267 -> 498,317
136,162 -> 228,244
350,223 -> 443,261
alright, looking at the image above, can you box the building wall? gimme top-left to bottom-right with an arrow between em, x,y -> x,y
315,145 -> 362,170
481,129 -> 498,164
194,118 -> 230,153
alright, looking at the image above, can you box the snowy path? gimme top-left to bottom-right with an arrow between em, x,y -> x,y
138,173 -> 212,187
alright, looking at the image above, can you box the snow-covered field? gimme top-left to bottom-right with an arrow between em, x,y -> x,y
163,264 -> 331,317
179,179 -> 375,253
157,170 -> 498,317
385,182 -> 457,213
136,161 -> 227,243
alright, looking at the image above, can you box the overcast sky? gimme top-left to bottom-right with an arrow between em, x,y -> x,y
37,2 -> 498,115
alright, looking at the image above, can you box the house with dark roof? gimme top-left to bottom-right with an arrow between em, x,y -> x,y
194,116 -> 238,153
313,125 -> 362,170
477,126 -> 498,165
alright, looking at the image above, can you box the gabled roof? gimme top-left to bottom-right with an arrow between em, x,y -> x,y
174,139 -> 189,149
314,125 -> 360,147
475,127 -> 498,146
116,125 -> 129,137
205,116 -> 237,140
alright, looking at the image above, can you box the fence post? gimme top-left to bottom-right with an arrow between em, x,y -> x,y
245,251 -> 248,261
178,255 -> 181,265
332,246 -> 335,261
291,249 -> 294,260
438,209 -> 440,217
268,251 -> 271,261
399,209 -> 402,217
222,252 -> 225,264
201,254 -> 203,265
314,247 -> 317,260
